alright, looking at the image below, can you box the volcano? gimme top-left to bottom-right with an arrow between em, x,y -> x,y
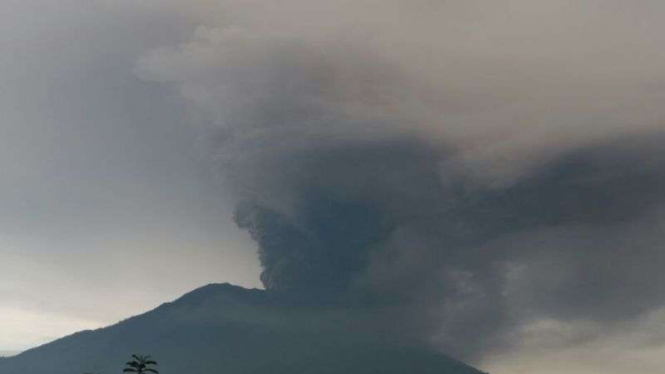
0,283 -> 487,374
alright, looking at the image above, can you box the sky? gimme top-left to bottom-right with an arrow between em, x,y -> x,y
2,1 -> 665,374
0,0 -> 263,352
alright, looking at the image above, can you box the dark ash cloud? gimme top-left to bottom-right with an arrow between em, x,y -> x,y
136,0 -> 665,362
224,132 -> 665,359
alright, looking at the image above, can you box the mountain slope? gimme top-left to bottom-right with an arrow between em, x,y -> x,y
0,284 -> 488,374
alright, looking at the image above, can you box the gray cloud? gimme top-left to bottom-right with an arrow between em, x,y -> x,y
0,0 -> 261,349
137,0 -> 665,363
3,0 -> 665,371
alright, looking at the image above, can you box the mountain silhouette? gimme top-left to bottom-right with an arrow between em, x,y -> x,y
0,284 -> 488,374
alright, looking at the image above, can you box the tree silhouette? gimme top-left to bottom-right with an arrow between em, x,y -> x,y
123,354 -> 159,374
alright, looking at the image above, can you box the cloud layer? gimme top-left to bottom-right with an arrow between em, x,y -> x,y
137,0 -> 665,362
2,1 -> 664,372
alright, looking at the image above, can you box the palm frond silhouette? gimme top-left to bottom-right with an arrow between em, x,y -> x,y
123,354 -> 159,374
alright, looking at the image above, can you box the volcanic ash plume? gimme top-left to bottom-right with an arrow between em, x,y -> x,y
136,0 -> 665,361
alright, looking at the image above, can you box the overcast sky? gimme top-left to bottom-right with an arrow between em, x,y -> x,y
2,2 -> 665,374
0,0 -> 263,352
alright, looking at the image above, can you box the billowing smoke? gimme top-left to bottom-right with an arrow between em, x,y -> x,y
136,0 -> 665,361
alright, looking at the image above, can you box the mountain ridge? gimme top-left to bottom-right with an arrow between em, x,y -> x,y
0,283 -> 488,374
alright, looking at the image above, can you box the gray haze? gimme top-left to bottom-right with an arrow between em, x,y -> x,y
0,0 -> 261,352
3,1 -> 665,373
137,0 -> 665,369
